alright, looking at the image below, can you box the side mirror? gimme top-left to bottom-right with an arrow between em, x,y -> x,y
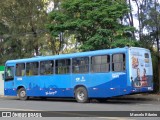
2,73 -> 4,80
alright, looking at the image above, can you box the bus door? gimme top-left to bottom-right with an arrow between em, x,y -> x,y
4,63 -> 16,95
130,48 -> 153,90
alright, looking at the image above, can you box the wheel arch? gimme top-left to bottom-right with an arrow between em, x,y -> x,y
17,86 -> 28,100
17,86 -> 25,93
74,85 -> 88,95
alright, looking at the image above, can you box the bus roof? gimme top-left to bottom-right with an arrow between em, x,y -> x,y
5,47 -> 148,64
129,47 -> 150,51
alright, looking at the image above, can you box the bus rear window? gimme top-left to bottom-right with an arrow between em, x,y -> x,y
112,54 -> 125,72
145,53 -> 149,58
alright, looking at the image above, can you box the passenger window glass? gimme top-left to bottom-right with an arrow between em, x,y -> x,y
55,59 -> 70,74
16,63 -> 25,76
5,66 -> 14,80
91,55 -> 110,73
26,62 -> 39,76
72,57 -> 89,73
40,60 -> 54,75
112,54 -> 125,72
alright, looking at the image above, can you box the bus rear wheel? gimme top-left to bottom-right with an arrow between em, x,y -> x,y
75,87 -> 89,103
18,88 -> 28,100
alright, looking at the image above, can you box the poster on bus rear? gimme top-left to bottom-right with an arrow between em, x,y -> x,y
130,48 -> 153,88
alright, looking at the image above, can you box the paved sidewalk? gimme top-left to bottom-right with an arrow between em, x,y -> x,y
0,95 -> 17,98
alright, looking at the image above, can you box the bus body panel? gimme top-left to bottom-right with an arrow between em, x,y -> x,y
87,72 -> 130,98
14,75 -> 73,97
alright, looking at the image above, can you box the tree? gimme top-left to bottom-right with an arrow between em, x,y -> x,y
47,0 -> 136,51
0,22 -> 10,64
125,0 -> 136,39
131,0 -> 160,92
147,0 -> 160,92
0,0 -> 50,64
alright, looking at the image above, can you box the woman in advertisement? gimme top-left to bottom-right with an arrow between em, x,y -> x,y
134,68 -> 141,87
141,68 -> 148,87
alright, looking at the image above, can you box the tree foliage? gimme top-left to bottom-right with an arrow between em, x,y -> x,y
47,0 -> 136,51
130,0 -> 160,92
0,0 -> 49,64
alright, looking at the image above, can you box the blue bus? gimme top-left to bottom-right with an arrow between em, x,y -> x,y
4,47 -> 153,103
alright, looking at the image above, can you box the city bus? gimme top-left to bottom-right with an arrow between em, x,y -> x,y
4,47 -> 153,103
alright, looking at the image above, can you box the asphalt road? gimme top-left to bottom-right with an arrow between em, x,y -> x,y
0,95 -> 160,120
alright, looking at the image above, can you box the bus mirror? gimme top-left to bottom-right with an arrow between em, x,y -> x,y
2,73 -> 4,80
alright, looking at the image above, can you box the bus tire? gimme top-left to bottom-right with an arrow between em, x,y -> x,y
18,88 -> 28,100
75,87 -> 89,103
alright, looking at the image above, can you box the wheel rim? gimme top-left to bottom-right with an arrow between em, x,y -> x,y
20,90 -> 26,98
77,91 -> 85,101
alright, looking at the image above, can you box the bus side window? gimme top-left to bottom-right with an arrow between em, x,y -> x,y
16,63 -> 25,76
112,54 -> 125,72
40,60 -> 54,75
72,57 -> 89,73
55,59 -> 70,74
91,55 -> 110,73
26,62 -> 39,76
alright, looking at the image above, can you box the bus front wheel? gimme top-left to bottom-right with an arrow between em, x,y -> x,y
18,88 -> 28,100
75,87 -> 89,103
